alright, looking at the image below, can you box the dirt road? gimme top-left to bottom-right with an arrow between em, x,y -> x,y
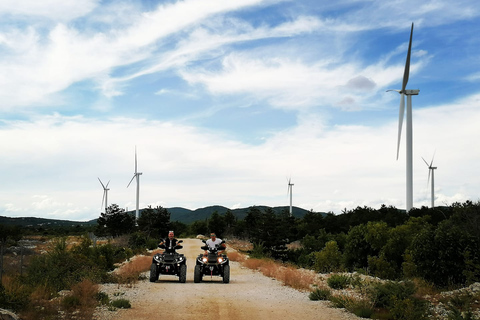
102,239 -> 359,320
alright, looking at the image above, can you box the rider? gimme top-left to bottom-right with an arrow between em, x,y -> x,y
204,232 -> 226,256
159,231 -> 181,254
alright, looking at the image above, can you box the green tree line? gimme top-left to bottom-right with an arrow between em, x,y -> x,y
95,200 -> 480,287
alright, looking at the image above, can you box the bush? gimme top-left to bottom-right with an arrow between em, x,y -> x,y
389,296 -> 430,320
96,291 -> 110,305
327,274 -> 351,289
368,255 -> 398,280
368,280 -> 416,309
309,287 -> 331,301
110,298 -> 131,309
0,280 -> 30,312
62,295 -> 81,309
313,240 -> 343,273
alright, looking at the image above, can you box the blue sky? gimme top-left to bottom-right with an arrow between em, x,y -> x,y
1,0 -> 480,221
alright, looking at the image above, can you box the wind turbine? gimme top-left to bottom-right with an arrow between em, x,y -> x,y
98,178 -> 110,213
287,178 -> 294,216
127,147 -> 142,222
422,154 -> 437,208
387,23 -> 419,212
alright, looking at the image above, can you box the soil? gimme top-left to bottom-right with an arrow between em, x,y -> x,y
96,238 -> 360,320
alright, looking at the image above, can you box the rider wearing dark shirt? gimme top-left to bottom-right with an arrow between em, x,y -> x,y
159,231 -> 181,253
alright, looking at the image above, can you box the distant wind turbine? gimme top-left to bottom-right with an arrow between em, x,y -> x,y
127,147 -> 142,222
98,178 -> 110,213
287,178 -> 294,216
387,23 -> 419,212
422,154 -> 437,208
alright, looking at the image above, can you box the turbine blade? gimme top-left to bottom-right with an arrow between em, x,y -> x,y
127,174 -> 136,188
98,177 -> 106,189
106,180 -> 110,188
401,23 -> 414,92
430,150 -> 436,166
396,93 -> 405,160
135,146 -> 138,173
422,157 -> 429,167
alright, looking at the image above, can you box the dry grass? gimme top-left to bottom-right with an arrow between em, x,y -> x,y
114,254 -> 154,285
226,250 -> 247,262
241,257 -> 319,292
242,258 -> 265,270
61,279 -> 99,320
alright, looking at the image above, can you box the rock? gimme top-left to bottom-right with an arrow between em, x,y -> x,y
0,309 -> 19,320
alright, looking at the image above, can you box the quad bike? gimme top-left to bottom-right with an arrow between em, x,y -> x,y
150,240 -> 187,283
194,240 -> 230,283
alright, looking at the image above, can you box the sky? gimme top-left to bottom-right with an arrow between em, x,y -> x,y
1,0 -> 479,222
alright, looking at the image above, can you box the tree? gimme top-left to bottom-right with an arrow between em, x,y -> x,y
411,219 -> 478,287
208,211 -> 226,237
189,220 -> 208,236
96,204 -> 135,236
224,209 -> 236,236
343,224 -> 376,270
313,240 -> 343,273
137,206 -> 171,238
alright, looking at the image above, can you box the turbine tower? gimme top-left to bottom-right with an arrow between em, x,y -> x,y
388,23 -> 419,212
287,178 -> 294,216
98,178 -> 110,213
127,147 -> 142,222
422,154 -> 437,208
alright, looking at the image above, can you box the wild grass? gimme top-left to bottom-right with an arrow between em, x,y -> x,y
114,254 -> 153,285
226,250 -> 247,262
60,279 -> 99,320
241,257 -> 319,291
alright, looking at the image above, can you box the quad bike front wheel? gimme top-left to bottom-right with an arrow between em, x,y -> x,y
222,265 -> 230,283
149,263 -> 158,283
194,265 -> 202,283
179,264 -> 187,283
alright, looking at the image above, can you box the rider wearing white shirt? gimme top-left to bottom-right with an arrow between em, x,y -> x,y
205,233 -> 226,255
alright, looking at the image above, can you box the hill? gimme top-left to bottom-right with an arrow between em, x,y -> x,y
168,205 -> 316,224
0,216 -> 96,227
1,205 -> 321,227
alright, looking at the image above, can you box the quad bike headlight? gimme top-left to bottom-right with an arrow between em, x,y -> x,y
218,257 -> 223,263
202,257 -> 208,263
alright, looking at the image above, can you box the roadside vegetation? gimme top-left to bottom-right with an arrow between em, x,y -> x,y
1,200 -> 479,319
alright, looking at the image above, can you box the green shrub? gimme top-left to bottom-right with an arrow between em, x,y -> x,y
146,238 -> 160,250
368,255 -> 398,280
327,274 -> 351,289
329,295 -> 349,308
110,298 -> 131,309
62,295 -> 81,309
309,288 -> 331,301
313,240 -> 343,273
368,280 -> 416,309
249,242 -> 267,259
389,296 -> 430,320
447,307 -> 476,320
353,306 -> 374,318
0,282 -> 30,312
96,291 -> 110,305
128,232 -> 147,249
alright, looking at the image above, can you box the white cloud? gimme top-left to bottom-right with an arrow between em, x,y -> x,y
0,0 -> 99,21
1,91 -> 479,219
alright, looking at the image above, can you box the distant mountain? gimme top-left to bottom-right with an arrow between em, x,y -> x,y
168,205 -> 316,224
0,216 -> 97,228
1,205 -> 323,227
